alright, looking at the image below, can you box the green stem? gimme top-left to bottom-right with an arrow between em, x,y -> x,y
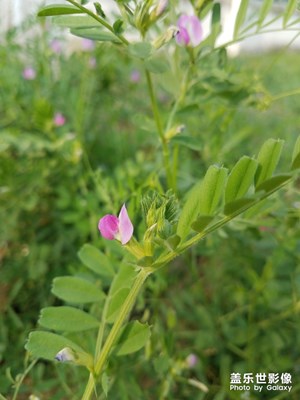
66,0 -> 129,45
272,87 -> 300,102
81,268 -> 152,400
11,359 -> 37,400
145,68 -> 173,190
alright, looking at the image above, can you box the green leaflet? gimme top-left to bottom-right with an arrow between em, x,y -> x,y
106,288 -> 130,324
255,139 -> 284,188
283,0 -> 297,27
52,276 -> 105,304
171,135 -> 202,151
225,156 -> 258,203
145,57 -> 169,74
78,244 -> 115,278
25,331 -> 85,361
104,264 -> 137,324
258,0 -> 274,28
191,215 -> 214,232
38,4 -> 84,17
71,28 -> 121,43
224,197 -> 256,216
198,165 -> 228,215
255,174 -> 292,193
53,15 -> 99,28
177,166 -> 227,241
234,0 -> 249,39
114,321 -> 151,356
207,3 -> 221,47
38,306 -> 99,331
177,181 -> 203,241
291,135 -> 300,170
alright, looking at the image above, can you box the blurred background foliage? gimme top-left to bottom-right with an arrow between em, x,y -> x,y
0,12 -> 300,400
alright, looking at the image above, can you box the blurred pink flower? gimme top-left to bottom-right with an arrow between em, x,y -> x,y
98,204 -> 133,245
130,69 -> 141,83
82,38 -> 95,51
176,15 -> 203,47
50,39 -> 62,54
22,67 -> 36,80
186,353 -> 198,368
88,57 -> 97,69
53,112 -> 66,127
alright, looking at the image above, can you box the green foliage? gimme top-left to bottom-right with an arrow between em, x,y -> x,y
37,4 -> 85,17
78,244 -> 115,278
25,331 -> 85,361
113,321 -> 151,356
1,0 -> 300,399
51,276 -> 105,304
38,306 -> 100,331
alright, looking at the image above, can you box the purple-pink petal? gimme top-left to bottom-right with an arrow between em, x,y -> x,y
176,26 -> 190,46
98,214 -> 119,240
176,14 -> 203,47
187,15 -> 203,47
118,204 -> 133,245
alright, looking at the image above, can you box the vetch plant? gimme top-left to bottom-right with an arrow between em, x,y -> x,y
25,135 -> 300,399
6,0 -> 299,399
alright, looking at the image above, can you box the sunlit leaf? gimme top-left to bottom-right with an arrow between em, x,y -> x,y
258,0 -> 274,28
283,0 -> 297,27
255,139 -> 284,187
38,4 -> 85,17
71,27 -> 121,43
225,156 -> 258,203
177,181 -> 203,241
53,15 -> 98,28
234,0 -> 249,38
198,165 -> 228,215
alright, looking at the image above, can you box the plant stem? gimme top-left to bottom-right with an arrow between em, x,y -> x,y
81,268 -> 152,400
11,359 -> 37,400
66,0 -> 129,45
145,69 -> 173,190
272,87 -> 300,101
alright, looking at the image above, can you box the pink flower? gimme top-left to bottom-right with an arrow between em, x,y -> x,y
50,39 -> 62,54
130,69 -> 141,83
53,112 -> 66,127
82,38 -> 95,51
98,204 -> 133,245
22,67 -> 36,80
176,15 -> 203,47
186,353 -> 198,368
